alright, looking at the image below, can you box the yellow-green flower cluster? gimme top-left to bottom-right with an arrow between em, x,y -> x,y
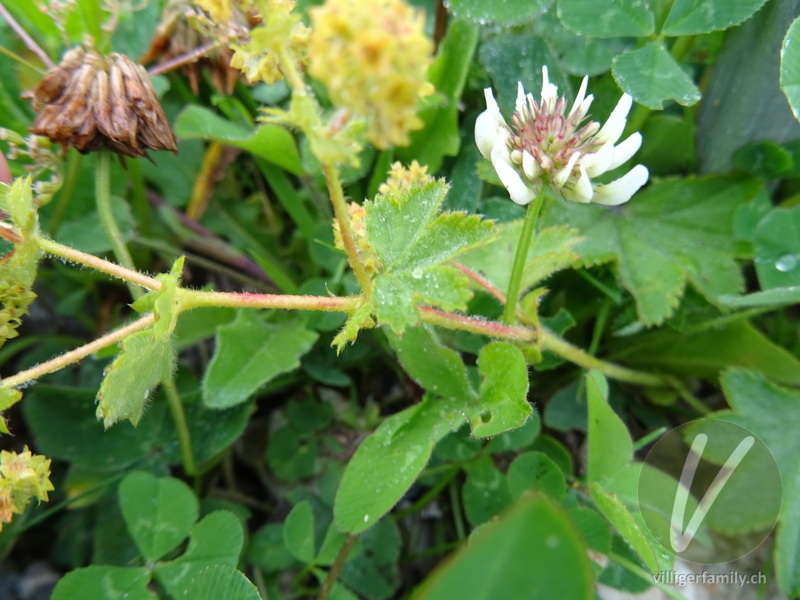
194,0 -> 233,23
378,160 -> 432,195
0,447 -> 54,530
333,203 -> 380,275
308,0 -> 434,149
229,0 -> 310,85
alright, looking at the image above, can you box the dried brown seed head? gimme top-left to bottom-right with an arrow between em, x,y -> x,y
24,47 -> 177,158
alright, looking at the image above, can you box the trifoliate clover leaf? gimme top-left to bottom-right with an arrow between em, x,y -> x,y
541,176 -> 755,325
364,179 -> 495,334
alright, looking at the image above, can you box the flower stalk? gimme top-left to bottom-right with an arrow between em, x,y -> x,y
95,149 -> 142,299
503,187 -> 545,324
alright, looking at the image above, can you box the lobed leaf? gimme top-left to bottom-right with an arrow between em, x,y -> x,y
364,179 -> 495,333
662,0 -> 770,36
557,0 -> 655,38
542,177 -> 754,325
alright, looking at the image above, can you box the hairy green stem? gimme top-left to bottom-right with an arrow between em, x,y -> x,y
504,189 -> 545,323
178,289 -> 361,313
164,377 -> 197,476
321,162 -> 374,295
420,307 -> 538,342
95,150 -> 141,299
541,329 -> 667,387
275,45 -> 373,295
0,314 -> 155,389
37,237 -> 161,290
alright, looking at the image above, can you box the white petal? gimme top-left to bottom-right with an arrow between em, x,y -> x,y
515,81 -> 527,115
491,138 -> 536,205
562,165 -> 593,203
595,93 -> 633,145
475,88 -> 506,159
554,152 -> 581,188
568,76 -> 589,120
575,93 -> 594,120
510,149 -> 522,164
583,142 -> 615,177
522,150 -> 539,179
540,65 -> 558,108
607,133 -> 642,171
592,164 -> 649,206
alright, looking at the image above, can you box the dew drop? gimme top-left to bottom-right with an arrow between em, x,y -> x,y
776,254 -> 798,272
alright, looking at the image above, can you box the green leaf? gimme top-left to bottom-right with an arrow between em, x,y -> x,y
612,42 -> 702,109
174,105 -> 304,175
247,523 -> 296,573
663,0 -> 769,35
557,0 -> 655,37
718,287 -> 800,308
155,511 -> 245,598
96,328 -> 175,427
334,395 -> 466,533
365,179 -> 495,333
119,472 -> 199,563
52,567 -> 154,600
446,0 -> 549,26
543,176 -> 753,325
283,501 -> 315,563
417,496 -> 593,600
479,32 -> 560,117
586,371 -> 632,484
610,319 -> 800,386
469,342 -> 531,437
203,312 -> 318,408
782,17 -> 800,122
397,20 -> 479,171
695,0 -> 800,172
754,206 -> 800,289
589,482 -> 660,574
267,425 -> 319,481
507,451 -> 567,501
712,370 -> 800,596
372,268 -> 472,334
316,523 -> 349,566
387,326 -> 474,400
463,457 -> 513,526
178,565 -> 260,600
339,519 -> 401,600
459,223 -> 580,299
732,141 -> 795,178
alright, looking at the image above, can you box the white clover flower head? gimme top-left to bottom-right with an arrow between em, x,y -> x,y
475,66 -> 649,206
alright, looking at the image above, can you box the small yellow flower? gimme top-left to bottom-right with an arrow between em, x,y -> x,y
476,66 -> 648,206
0,447 -> 54,531
333,203 -> 380,274
194,0 -> 233,23
308,0 -> 433,149
378,160 -> 432,195
229,0 -> 309,85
